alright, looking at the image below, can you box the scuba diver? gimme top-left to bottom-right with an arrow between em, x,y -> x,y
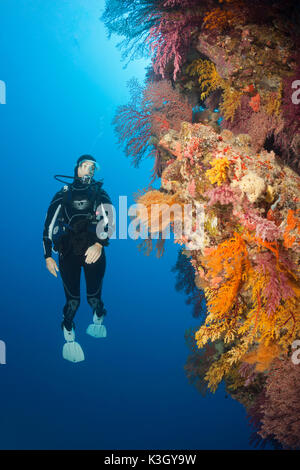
43,155 -> 113,363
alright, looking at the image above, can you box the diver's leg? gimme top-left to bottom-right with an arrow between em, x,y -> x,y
83,248 -> 106,318
58,252 -> 81,331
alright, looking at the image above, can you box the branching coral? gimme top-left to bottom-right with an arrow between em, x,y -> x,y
258,358 -> 300,449
146,0 -> 206,80
113,78 -> 192,177
186,59 -> 224,101
219,84 -> 244,122
184,327 -> 218,396
186,58 -> 245,122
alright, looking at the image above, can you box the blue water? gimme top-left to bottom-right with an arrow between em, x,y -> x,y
0,0 -> 255,450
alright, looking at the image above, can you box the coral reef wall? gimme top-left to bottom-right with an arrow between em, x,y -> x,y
103,0 -> 300,449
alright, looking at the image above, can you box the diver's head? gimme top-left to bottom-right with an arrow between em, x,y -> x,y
74,155 -> 99,184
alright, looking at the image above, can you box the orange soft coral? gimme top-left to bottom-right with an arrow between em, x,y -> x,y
200,232 -> 250,318
203,7 -> 234,31
136,190 -> 184,233
242,342 -> 282,372
283,209 -> 300,249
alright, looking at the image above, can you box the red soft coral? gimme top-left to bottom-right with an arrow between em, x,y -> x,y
249,93 -> 260,112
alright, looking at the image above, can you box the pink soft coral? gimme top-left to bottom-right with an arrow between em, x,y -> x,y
255,218 -> 282,242
187,178 -> 196,197
205,184 -> 239,206
255,251 -> 295,316
147,0 -> 202,80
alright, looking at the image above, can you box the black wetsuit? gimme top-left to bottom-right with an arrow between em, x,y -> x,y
43,177 -> 113,331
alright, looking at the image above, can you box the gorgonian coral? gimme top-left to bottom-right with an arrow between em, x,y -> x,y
113,78 -> 192,177
258,358 -> 300,449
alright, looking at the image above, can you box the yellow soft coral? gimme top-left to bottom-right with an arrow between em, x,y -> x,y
186,59 -> 223,101
186,59 -> 243,121
206,157 -> 230,186
239,263 -> 300,351
265,82 -> 283,116
204,335 -> 255,393
219,82 -> 243,122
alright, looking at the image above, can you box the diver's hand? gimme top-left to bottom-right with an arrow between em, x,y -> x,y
85,243 -> 102,264
45,257 -> 59,277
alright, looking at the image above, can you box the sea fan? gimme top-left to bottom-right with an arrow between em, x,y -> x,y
259,358 -> 300,449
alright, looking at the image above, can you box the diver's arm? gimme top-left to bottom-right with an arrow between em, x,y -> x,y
97,187 -> 113,206
43,190 -> 63,259
91,186 -> 114,248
